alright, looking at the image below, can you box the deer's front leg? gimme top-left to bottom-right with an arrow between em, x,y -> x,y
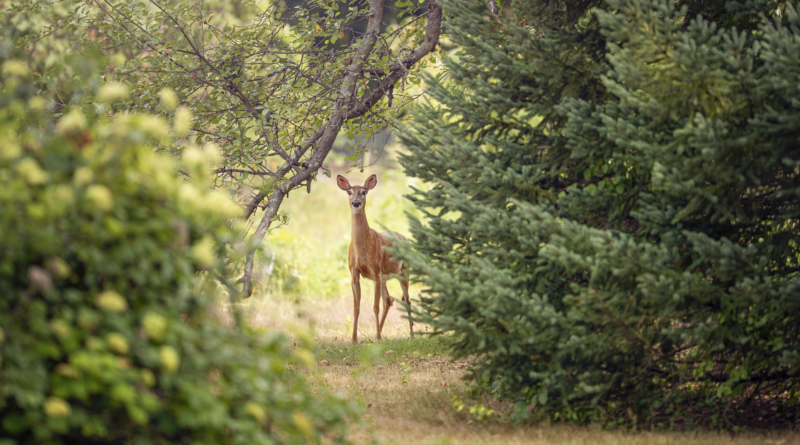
373,274 -> 385,340
351,270 -> 361,343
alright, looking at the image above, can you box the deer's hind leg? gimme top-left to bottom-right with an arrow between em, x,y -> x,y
379,280 -> 392,336
373,275 -> 383,340
400,271 -> 413,337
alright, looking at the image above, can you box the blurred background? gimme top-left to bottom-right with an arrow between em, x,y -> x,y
238,134 -> 426,341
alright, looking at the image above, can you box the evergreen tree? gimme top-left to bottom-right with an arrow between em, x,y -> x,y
396,0 -> 800,426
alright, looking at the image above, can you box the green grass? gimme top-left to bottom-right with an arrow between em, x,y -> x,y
303,336 -> 796,445
313,334 -> 456,367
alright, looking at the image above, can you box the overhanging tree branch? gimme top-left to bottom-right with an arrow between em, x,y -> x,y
82,0 -> 443,298
240,0 -> 442,296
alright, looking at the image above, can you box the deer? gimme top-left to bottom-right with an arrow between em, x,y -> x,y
337,174 -> 413,343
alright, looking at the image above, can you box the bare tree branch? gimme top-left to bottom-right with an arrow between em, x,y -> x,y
241,0 -> 443,296
87,0 -> 443,297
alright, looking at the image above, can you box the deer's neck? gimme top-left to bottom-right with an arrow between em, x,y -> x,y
351,211 -> 372,248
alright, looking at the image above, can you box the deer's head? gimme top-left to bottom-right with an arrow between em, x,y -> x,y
337,174 -> 377,214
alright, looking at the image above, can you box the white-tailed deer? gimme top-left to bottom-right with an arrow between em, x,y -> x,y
337,174 -> 413,343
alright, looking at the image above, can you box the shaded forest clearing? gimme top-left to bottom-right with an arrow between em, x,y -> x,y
241,298 -> 798,444
304,335 -> 798,445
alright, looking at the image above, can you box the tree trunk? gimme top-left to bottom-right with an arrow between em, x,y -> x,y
241,0 -> 442,297
241,0 -> 403,297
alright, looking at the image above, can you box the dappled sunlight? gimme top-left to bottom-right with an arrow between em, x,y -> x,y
241,150 -> 428,342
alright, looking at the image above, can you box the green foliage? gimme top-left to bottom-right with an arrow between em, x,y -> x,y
451,395 -> 495,423
0,21 -> 356,444
396,0 -> 800,428
398,361 -> 413,386
25,0 -> 439,192
13,0 -> 443,297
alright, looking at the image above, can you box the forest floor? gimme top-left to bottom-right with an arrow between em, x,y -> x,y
240,162 -> 798,444
242,297 -> 798,445
308,333 -> 798,445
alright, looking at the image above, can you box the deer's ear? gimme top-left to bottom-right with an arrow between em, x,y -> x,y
364,174 -> 377,190
336,175 -> 351,191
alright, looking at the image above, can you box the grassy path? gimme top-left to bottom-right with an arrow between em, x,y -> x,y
306,336 -> 796,445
